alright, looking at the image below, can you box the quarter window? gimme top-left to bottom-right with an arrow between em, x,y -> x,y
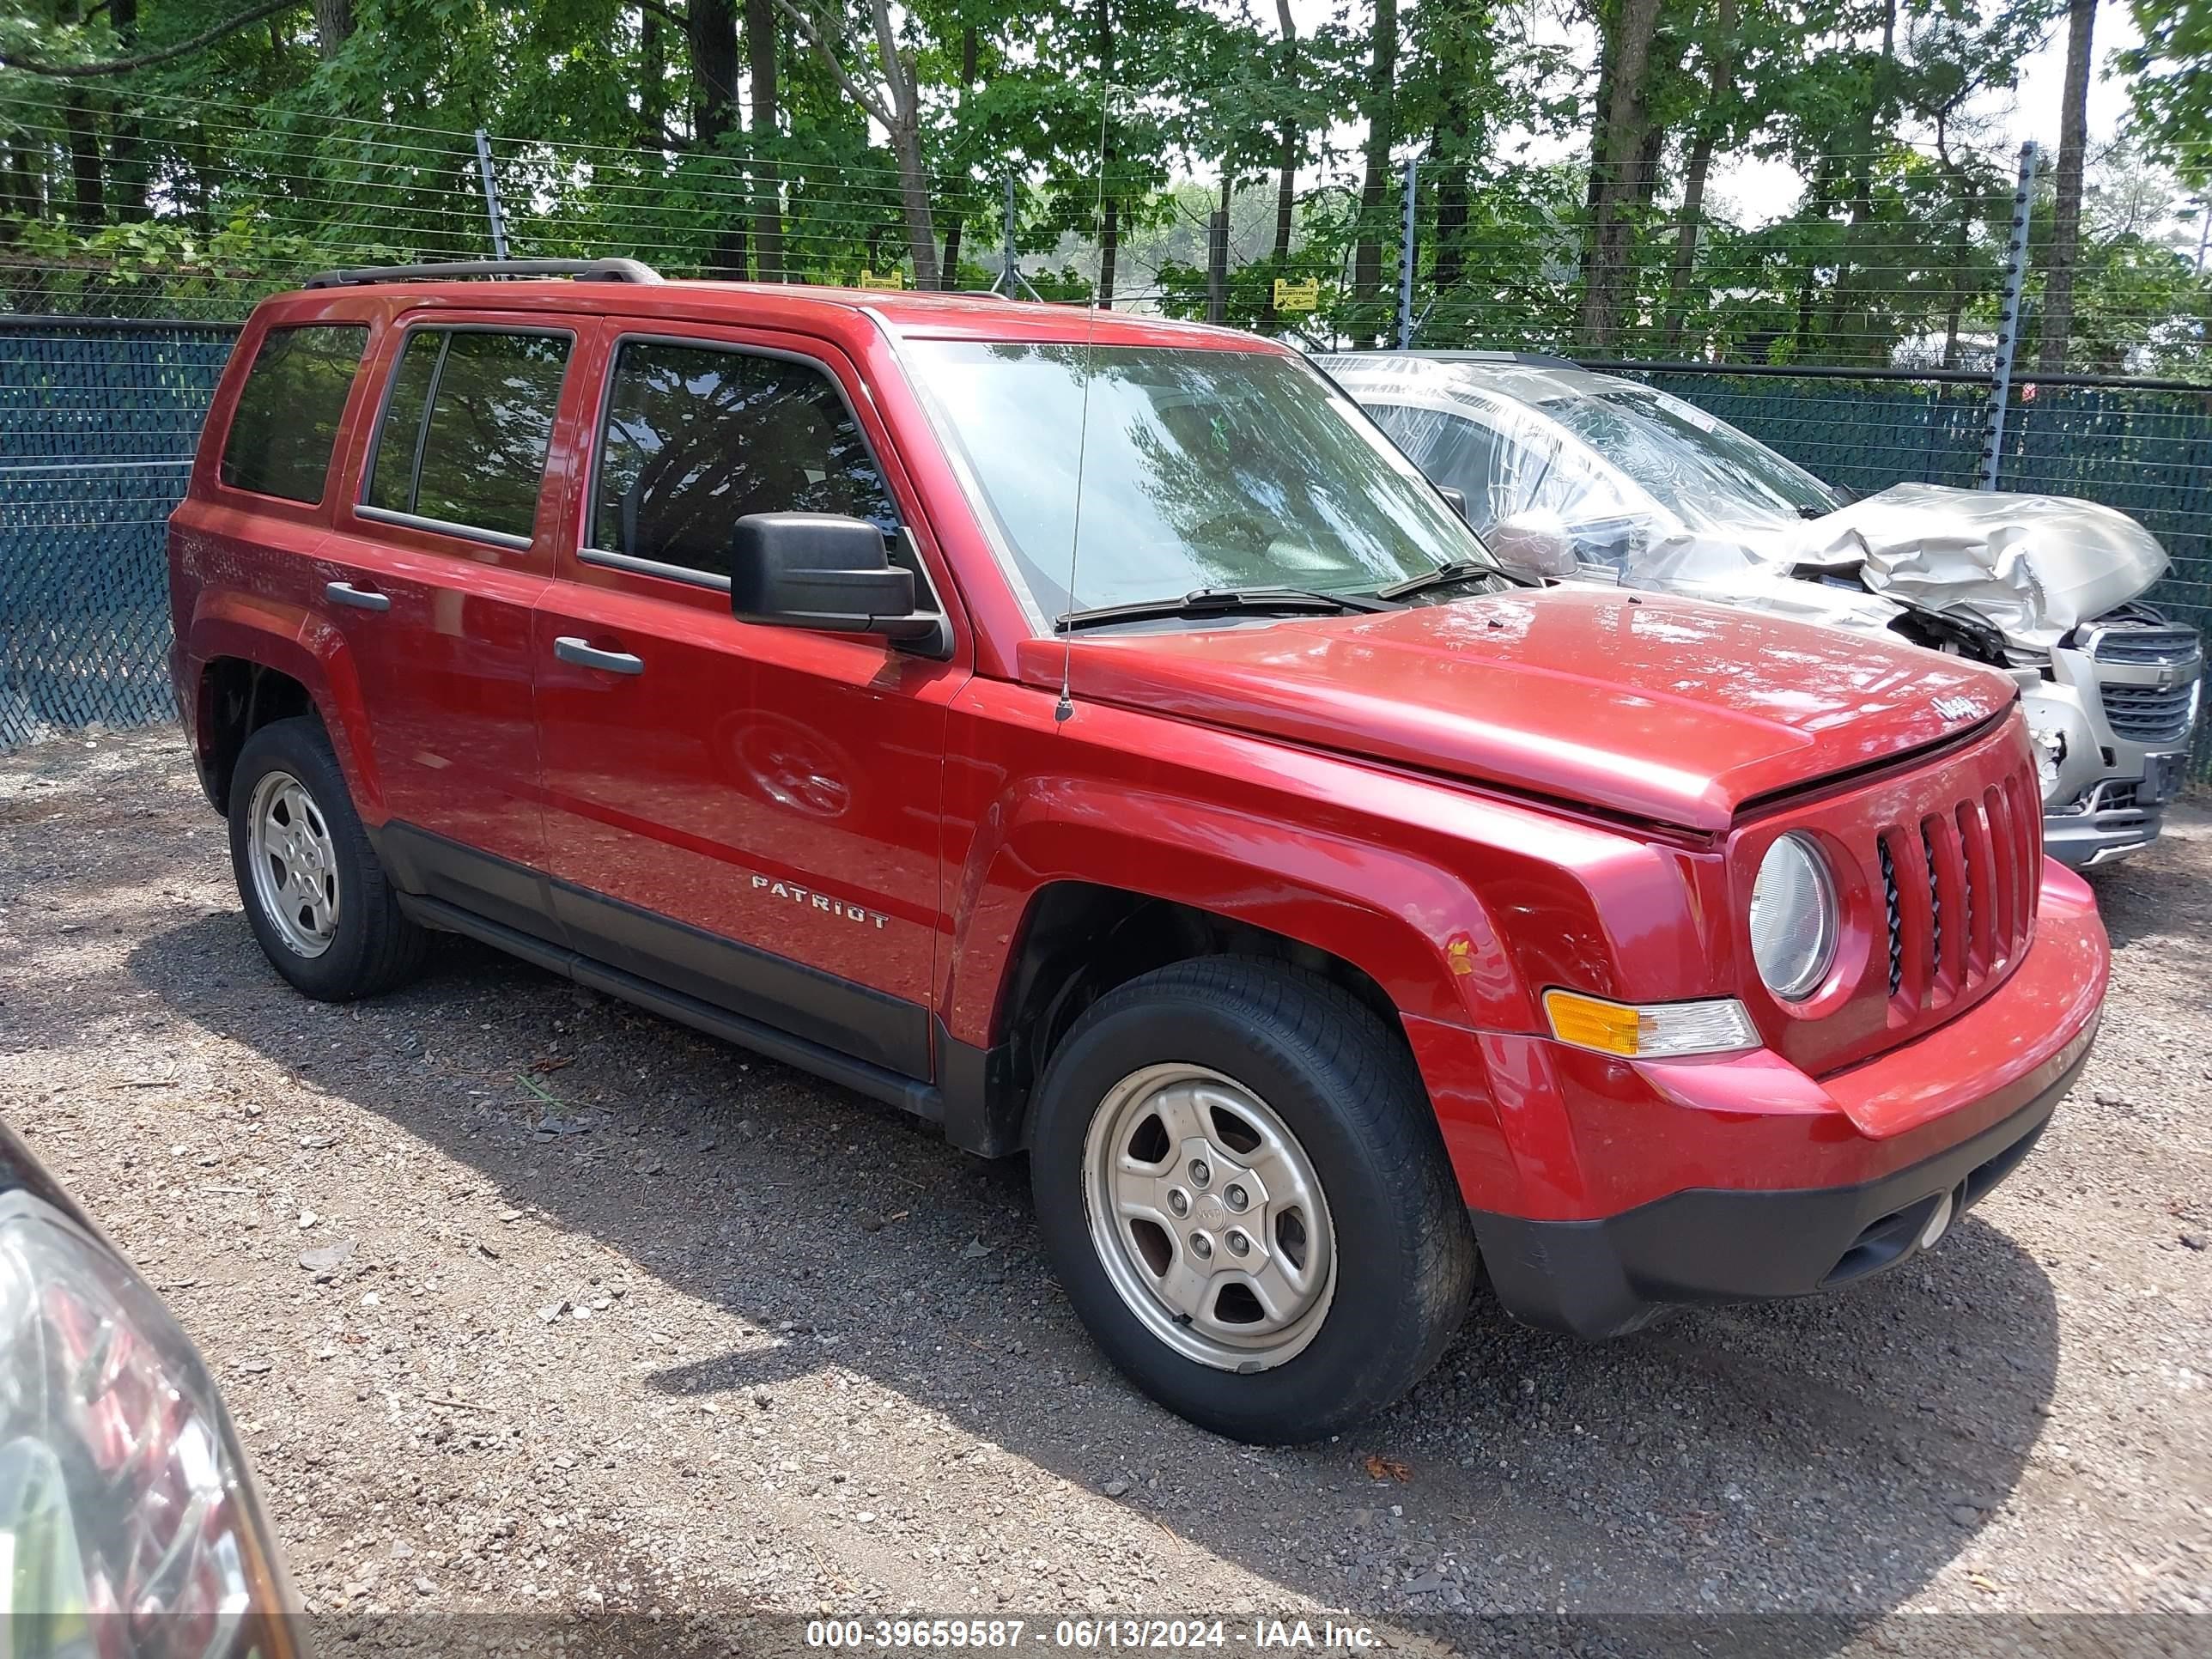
590,340 -> 899,582
363,328 -> 572,542
218,324 -> 368,504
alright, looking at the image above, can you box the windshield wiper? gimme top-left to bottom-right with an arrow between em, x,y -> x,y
1374,558 -> 1518,600
1056,585 -> 1391,632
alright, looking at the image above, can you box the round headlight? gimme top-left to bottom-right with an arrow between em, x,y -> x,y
1749,834 -> 1838,1001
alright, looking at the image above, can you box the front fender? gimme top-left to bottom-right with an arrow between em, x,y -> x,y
940,774 -> 1534,1196
943,776 -> 1521,1044
185,590 -> 386,822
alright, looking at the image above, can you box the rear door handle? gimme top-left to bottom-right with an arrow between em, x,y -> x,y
325,581 -> 390,612
554,636 -> 645,676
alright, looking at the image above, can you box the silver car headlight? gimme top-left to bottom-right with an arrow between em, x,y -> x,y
0,1189 -> 297,1657
1749,834 -> 1838,1001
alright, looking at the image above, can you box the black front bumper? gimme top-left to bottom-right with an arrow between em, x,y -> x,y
1469,1042 -> 2087,1339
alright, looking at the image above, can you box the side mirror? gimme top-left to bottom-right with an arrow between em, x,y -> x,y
1437,485 -> 1469,521
730,513 -> 938,641
1486,508 -> 1578,580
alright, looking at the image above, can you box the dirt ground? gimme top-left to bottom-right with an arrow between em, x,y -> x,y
0,726 -> 2206,1656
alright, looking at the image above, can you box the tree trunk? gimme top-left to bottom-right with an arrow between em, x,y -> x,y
313,0 -> 353,59
745,0 -> 784,280
1942,198 -> 1971,368
1578,0 -> 1662,347
1,142 -> 46,309
1577,33 -> 1615,301
1661,131 -> 1714,347
1099,197 -> 1119,307
1632,121 -> 1665,209
1792,155 -> 1837,355
1351,0 -> 1399,344
1432,132 -> 1468,296
2039,0 -> 2095,372
1096,0 -> 1116,307
106,0 -> 148,219
62,93 -> 103,228
865,0 -> 938,288
1826,0 -> 1897,362
889,116 -> 940,289
937,24 -> 977,289
1207,162 -> 1231,324
693,0 -> 749,276
1267,0 -> 1297,321
641,7 -> 667,146
1431,19 -> 1477,305
1824,158 -> 1875,354
1662,0 -> 1734,349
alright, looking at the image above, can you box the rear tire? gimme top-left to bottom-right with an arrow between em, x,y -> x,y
228,716 -> 425,1001
1028,957 -> 1475,1443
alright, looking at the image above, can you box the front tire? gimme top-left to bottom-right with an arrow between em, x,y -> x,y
228,716 -> 425,1001
1029,957 -> 1475,1443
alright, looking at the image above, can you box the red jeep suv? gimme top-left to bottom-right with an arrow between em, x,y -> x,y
169,259 -> 2108,1443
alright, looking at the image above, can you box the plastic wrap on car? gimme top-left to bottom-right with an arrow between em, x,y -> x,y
1327,382 -> 1656,573
1797,483 -> 2172,645
1324,356 -> 2172,647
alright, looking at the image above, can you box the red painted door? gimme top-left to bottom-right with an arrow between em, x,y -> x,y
531,325 -> 966,1077
317,314 -> 586,906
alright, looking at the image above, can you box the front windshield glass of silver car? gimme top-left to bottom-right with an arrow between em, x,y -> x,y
909,341 -> 1496,624
1538,388 -> 1843,531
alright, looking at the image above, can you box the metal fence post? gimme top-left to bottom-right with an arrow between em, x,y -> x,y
988,176 -> 1042,301
474,129 -> 511,262
1396,157 -> 1418,350
1978,142 -> 2039,491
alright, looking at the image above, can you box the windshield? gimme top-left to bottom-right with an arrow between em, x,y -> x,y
1537,388 -> 1842,532
908,341 -> 1492,624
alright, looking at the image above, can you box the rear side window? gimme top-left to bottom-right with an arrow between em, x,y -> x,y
363,328 -> 572,543
218,324 -> 368,503
590,340 -> 898,581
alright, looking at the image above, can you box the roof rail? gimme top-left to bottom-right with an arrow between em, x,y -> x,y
302,258 -> 663,290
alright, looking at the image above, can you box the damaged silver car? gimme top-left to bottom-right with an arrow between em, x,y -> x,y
1326,351 -> 2204,868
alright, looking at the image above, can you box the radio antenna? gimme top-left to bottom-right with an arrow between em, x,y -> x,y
1057,79 -> 1115,726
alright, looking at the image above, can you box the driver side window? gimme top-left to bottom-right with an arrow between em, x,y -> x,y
590,340 -> 902,585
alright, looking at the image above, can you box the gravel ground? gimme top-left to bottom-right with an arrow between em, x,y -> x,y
0,725 -> 2206,1655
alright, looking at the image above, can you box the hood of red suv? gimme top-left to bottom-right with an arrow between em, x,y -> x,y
1022,586 -> 2018,830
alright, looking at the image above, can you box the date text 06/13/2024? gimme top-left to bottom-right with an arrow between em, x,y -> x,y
803,1620 -> 1381,1650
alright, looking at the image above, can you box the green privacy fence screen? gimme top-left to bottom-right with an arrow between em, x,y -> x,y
1,320 -> 2208,782
0,318 -> 235,746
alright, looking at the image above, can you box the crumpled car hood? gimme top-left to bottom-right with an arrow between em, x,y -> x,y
1629,484 -> 2170,650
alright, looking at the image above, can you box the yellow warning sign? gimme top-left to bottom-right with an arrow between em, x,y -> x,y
1273,276 -> 1320,313
858,269 -> 906,291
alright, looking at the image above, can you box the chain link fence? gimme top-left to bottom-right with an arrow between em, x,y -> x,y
0,318 -> 233,745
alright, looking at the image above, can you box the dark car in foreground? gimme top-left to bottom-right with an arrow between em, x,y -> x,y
0,1120 -> 299,1656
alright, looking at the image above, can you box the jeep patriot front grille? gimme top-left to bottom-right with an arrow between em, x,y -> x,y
1876,766 -> 2039,1012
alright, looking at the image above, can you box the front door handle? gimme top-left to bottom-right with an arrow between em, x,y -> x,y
554,636 -> 645,676
325,580 -> 391,612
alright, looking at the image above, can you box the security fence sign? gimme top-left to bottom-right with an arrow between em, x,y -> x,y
1273,277 -> 1320,313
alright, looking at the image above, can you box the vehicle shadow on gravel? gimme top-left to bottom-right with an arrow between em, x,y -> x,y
127,910 -> 2061,1632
